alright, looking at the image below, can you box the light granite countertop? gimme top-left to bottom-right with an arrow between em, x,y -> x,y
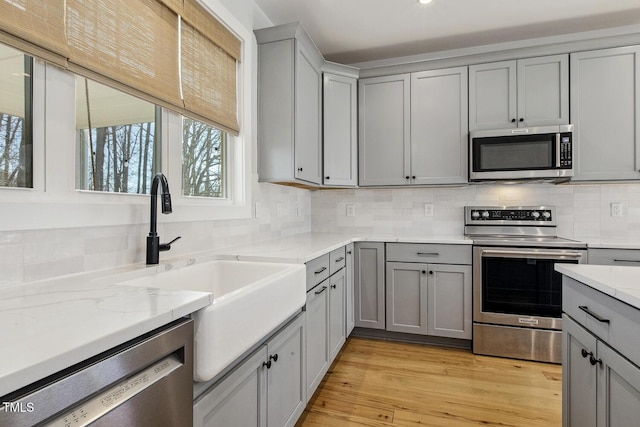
556,264 -> 640,310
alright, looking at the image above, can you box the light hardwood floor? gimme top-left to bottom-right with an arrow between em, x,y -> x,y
297,337 -> 562,427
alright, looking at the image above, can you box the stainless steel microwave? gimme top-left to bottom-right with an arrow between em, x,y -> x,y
469,124 -> 573,182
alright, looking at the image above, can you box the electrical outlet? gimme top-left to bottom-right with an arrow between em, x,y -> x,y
611,202 -> 623,217
424,203 -> 434,217
346,204 -> 356,217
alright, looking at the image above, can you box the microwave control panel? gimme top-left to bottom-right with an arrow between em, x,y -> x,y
559,134 -> 572,168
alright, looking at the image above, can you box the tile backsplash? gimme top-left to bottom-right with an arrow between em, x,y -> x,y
311,183 -> 640,241
4,182 -> 640,287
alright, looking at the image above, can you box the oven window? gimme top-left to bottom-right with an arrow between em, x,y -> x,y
481,257 -> 578,317
473,134 -> 555,171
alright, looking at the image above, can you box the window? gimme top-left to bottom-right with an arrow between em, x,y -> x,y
75,77 -> 160,194
0,43 -> 32,188
182,118 -> 226,198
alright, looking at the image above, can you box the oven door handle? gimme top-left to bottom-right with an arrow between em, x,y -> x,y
481,249 -> 583,259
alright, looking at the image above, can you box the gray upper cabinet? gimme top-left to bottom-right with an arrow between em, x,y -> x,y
323,66 -> 358,187
411,67 -> 468,185
571,46 -> 640,181
256,23 -> 323,185
469,55 -> 568,131
359,67 -> 468,186
358,74 -> 411,186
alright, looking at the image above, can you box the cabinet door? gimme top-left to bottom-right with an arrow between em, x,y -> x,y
267,314 -> 306,427
323,73 -> 357,187
426,264 -> 471,339
410,67 -> 468,185
358,75 -> 411,186
562,314 -> 597,427
295,42 -> 322,184
596,341 -> 640,427
345,243 -> 355,336
329,268 -> 346,362
354,242 -> 386,329
517,54 -> 569,128
386,262 -> 428,335
305,282 -> 329,398
571,46 -> 640,181
469,60 -> 517,131
194,346 -> 267,427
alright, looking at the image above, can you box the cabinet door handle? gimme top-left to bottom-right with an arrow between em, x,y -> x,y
417,252 -> 439,257
314,267 -> 327,274
315,286 -> 327,295
589,355 -> 602,366
335,257 -> 345,263
578,306 -> 610,323
331,284 -> 337,289
511,118 -> 516,123
270,354 -> 278,363
581,349 -> 591,359
347,250 -> 352,255
263,360 -> 272,369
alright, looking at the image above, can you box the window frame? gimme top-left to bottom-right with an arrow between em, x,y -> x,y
0,2 -> 252,231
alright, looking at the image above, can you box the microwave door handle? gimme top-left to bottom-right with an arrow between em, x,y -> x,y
556,133 -> 561,168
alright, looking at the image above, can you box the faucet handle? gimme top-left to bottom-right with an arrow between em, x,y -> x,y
159,236 -> 181,252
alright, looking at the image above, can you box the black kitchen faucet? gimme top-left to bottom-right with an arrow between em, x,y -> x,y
146,173 -> 180,264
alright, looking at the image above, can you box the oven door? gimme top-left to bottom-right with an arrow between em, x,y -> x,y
473,246 -> 586,329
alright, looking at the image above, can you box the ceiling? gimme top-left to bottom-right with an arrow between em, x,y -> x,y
254,0 -> 640,65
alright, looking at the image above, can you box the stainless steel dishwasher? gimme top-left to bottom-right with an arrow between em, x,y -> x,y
0,318 -> 193,427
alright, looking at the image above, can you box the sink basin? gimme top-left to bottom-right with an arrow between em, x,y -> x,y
113,258 -> 306,382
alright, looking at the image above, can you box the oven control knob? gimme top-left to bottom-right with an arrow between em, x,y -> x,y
471,211 -> 480,219
532,211 -> 540,219
542,211 -> 551,219
481,210 -> 490,219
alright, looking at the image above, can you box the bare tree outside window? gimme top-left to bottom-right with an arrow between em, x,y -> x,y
0,45 -> 32,188
76,77 -> 159,194
182,118 -> 225,198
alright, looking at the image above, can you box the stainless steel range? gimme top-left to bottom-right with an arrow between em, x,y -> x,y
465,206 -> 587,363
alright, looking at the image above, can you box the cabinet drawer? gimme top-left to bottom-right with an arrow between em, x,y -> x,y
329,246 -> 346,275
563,276 -> 640,368
386,243 -> 471,265
306,254 -> 330,291
588,248 -> 640,266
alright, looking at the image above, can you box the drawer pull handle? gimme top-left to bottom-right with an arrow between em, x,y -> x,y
578,306 -> 610,323
315,286 -> 327,295
613,259 -> 640,263
314,267 -> 327,275
417,252 -> 439,257
335,257 -> 345,263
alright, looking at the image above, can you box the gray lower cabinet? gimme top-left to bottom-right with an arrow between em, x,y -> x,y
562,275 -> 640,427
193,313 -> 305,427
329,268 -> 346,361
345,243 -> 355,336
305,247 -> 348,400
588,248 -> 640,266
354,242 -> 386,329
571,46 -> 640,181
386,261 -> 472,339
563,315 -> 640,427
305,280 -> 329,399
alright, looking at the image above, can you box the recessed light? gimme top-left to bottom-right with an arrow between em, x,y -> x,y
418,0 -> 432,4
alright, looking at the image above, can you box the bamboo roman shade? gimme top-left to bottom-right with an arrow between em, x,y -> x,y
66,0 -> 183,111
0,0 -> 241,134
0,0 -> 68,66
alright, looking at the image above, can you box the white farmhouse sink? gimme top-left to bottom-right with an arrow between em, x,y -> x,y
113,258 -> 306,382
